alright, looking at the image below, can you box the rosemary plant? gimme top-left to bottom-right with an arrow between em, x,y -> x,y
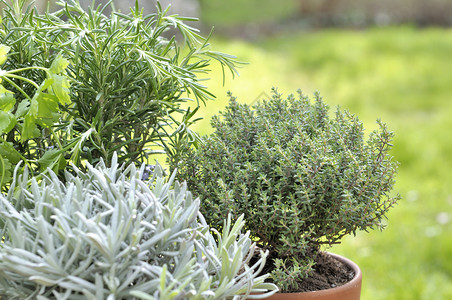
0,0 -> 238,191
172,88 -> 400,292
0,154 -> 277,299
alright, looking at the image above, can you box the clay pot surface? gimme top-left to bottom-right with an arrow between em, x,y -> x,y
265,253 -> 362,300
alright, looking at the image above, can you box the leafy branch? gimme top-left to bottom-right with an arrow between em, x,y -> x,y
0,44 -> 71,192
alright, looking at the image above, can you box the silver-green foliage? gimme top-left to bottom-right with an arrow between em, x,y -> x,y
0,155 -> 277,299
172,88 -> 400,292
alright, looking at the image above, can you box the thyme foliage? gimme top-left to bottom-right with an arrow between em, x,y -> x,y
173,88 -> 400,292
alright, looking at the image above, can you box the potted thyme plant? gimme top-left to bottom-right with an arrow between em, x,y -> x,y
0,154 -> 278,299
171,88 -> 400,298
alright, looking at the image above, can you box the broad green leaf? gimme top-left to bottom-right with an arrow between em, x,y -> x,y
0,85 -> 15,111
24,87 -> 60,130
0,142 -> 21,164
37,93 -> 59,117
0,110 -> 16,134
28,94 -> 39,116
4,113 -> 16,133
41,77 -> 54,91
38,148 -> 60,169
49,53 -> 69,74
49,74 -> 71,105
0,44 -> 10,65
35,92 -> 59,126
22,114 -> 38,141
15,99 -> 30,117
38,148 -> 66,172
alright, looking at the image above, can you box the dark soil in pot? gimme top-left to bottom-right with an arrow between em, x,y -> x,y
257,250 -> 356,293
297,251 -> 355,292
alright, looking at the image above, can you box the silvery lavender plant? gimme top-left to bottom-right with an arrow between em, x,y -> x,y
0,154 -> 277,299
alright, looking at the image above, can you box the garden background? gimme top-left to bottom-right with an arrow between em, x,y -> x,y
19,0 -> 452,299
198,1 -> 452,299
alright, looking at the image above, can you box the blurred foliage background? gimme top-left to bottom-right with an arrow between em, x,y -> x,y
7,0 -> 452,299
200,0 -> 452,30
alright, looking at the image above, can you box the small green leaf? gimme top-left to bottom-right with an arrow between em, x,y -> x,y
0,44 -> 11,65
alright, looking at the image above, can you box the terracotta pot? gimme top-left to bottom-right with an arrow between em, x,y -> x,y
265,253 -> 362,300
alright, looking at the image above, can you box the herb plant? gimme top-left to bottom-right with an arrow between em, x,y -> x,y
0,154 -> 277,299
0,0 -> 238,191
0,44 -> 71,191
172,88 -> 400,292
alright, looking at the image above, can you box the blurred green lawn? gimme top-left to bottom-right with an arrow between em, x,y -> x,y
193,26 -> 452,299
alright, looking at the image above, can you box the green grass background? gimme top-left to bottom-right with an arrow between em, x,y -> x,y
191,26 -> 452,299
